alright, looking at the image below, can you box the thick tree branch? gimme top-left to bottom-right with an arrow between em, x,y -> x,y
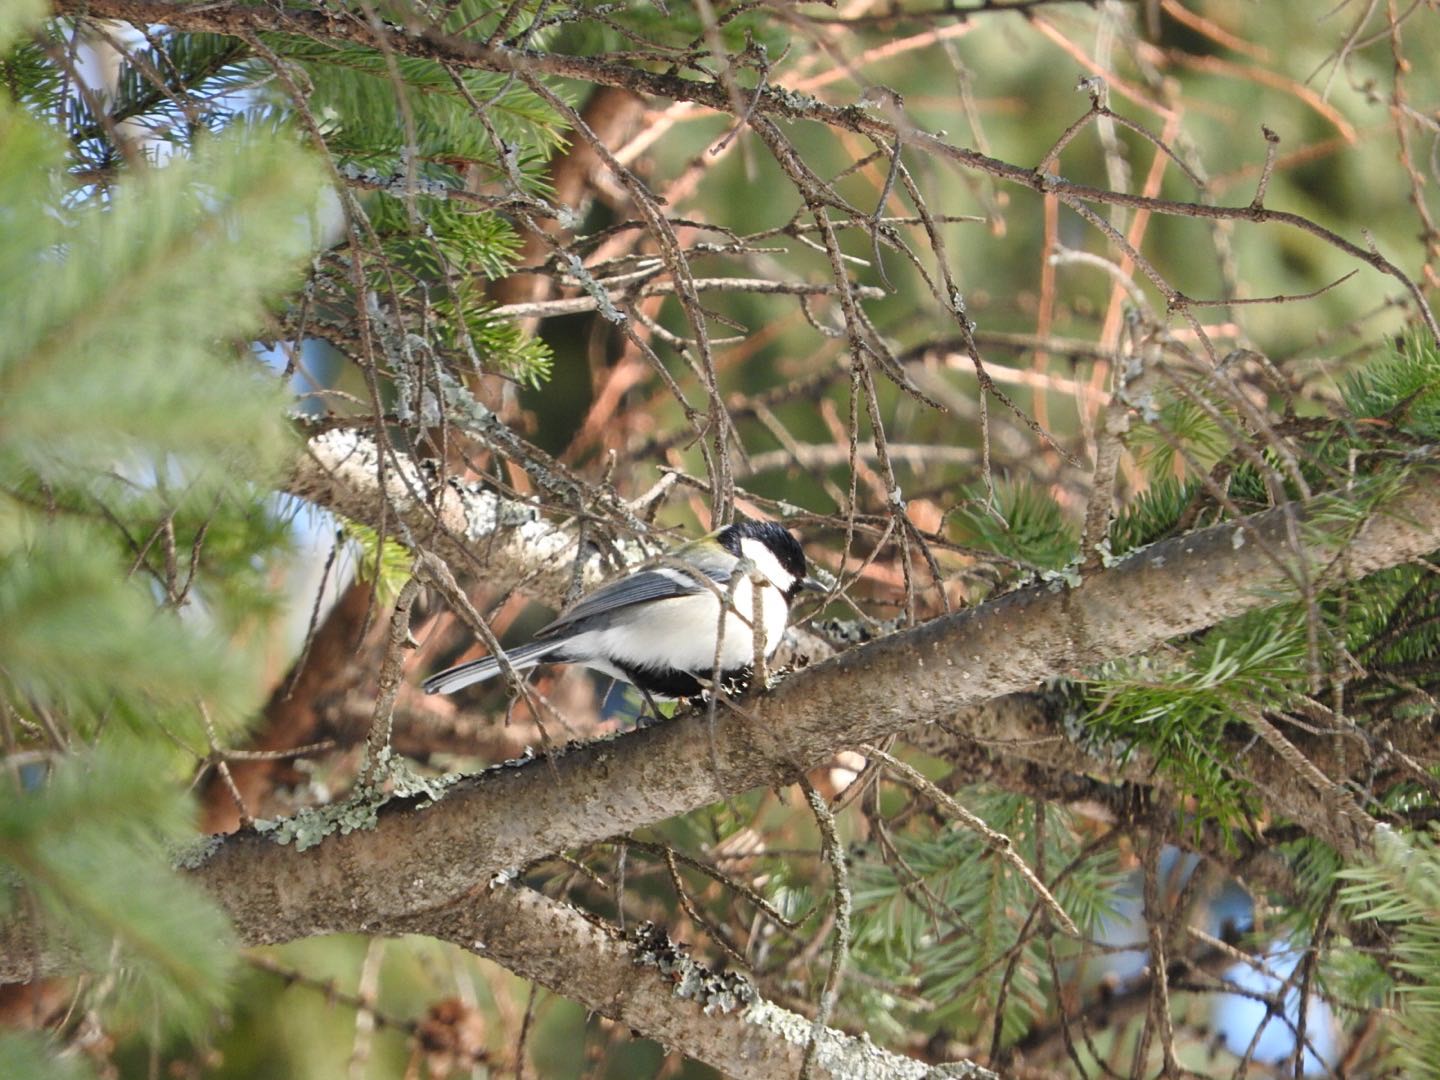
163,463 -> 1440,952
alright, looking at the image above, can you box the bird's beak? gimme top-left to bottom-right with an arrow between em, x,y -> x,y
800,575 -> 827,593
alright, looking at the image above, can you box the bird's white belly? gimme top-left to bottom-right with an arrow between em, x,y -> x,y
564,581 -> 788,676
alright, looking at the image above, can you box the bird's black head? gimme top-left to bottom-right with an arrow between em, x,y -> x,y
717,519 -> 811,599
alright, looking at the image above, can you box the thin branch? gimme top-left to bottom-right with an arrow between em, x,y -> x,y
486,277 -> 885,320
60,0 -> 1440,344
798,778 -> 852,1080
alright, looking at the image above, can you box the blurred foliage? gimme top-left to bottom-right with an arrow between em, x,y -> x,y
0,1033 -> 96,1080
0,46 -> 322,1079
0,118 -> 322,726
1337,827 -> 1440,1078
0,747 -> 238,1038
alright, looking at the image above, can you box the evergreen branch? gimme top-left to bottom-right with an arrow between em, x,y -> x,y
1231,700 -> 1378,853
1338,827 -> 1440,1076
64,33 -> 249,145
916,730 -> 1311,914
911,679 -> 1440,862
863,744 -> 1079,936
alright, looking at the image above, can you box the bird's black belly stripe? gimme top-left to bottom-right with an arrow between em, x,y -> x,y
621,665 -> 707,699
620,664 -> 761,700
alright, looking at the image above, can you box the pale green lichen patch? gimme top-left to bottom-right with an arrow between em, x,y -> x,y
811,615 -> 905,647
172,833 -> 225,870
743,997 -> 996,1079
253,750 -> 464,852
743,996 -> 990,1080
1041,564 -> 1083,590
628,922 -> 757,1016
767,85 -> 821,112
631,922 -> 996,1075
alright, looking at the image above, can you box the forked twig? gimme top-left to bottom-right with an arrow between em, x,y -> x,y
862,745 -> 1079,936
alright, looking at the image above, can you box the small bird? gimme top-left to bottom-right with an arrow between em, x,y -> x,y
422,520 -> 822,700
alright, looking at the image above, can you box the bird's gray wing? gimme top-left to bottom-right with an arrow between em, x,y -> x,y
533,562 -> 733,640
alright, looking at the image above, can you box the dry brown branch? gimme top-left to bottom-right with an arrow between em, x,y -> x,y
55,0 -> 1440,344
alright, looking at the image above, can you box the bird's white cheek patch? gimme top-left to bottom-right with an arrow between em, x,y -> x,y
738,537 -> 797,594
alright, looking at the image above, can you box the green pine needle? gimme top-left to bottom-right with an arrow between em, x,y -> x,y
1337,827 -> 1440,1077
1342,332 -> 1440,439
341,519 -> 413,603
0,745 -> 237,1040
952,483 -> 1079,571
851,791 -> 1122,1043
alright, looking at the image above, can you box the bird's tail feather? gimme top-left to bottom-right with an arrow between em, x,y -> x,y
422,640 -> 563,695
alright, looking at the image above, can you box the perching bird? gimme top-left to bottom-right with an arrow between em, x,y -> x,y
422,520 -> 822,700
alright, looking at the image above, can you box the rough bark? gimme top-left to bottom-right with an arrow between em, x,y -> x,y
382,887 -> 994,1080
